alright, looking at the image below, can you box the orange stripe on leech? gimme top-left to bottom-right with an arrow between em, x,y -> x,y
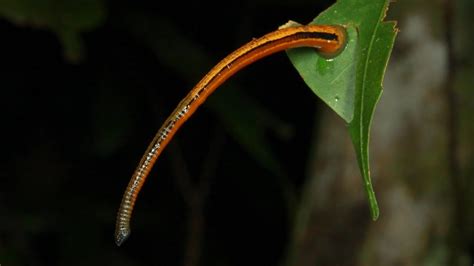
115,24 -> 347,246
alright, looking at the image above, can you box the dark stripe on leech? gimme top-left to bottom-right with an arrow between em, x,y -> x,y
197,87 -> 206,97
147,30 -> 339,159
300,31 -> 338,41
196,30 -> 339,96
152,30 -> 340,153
236,31 -> 339,64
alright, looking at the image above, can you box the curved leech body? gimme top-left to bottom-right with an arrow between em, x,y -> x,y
115,24 -> 347,246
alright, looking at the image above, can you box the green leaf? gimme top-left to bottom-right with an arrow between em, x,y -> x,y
287,0 -> 398,220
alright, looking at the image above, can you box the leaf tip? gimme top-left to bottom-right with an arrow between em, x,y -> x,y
370,199 -> 380,221
371,207 -> 379,221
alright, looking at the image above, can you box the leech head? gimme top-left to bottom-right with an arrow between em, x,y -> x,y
115,228 -> 130,246
316,25 -> 348,58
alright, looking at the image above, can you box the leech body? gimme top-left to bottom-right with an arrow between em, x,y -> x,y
115,24 -> 346,246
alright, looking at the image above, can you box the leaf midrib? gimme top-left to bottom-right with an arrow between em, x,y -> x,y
358,3 -> 387,169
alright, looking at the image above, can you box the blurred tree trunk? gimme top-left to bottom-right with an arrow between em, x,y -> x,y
284,1 -> 474,265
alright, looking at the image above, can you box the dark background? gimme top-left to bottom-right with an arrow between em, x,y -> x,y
0,0 -> 335,265
2,1 -> 474,265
